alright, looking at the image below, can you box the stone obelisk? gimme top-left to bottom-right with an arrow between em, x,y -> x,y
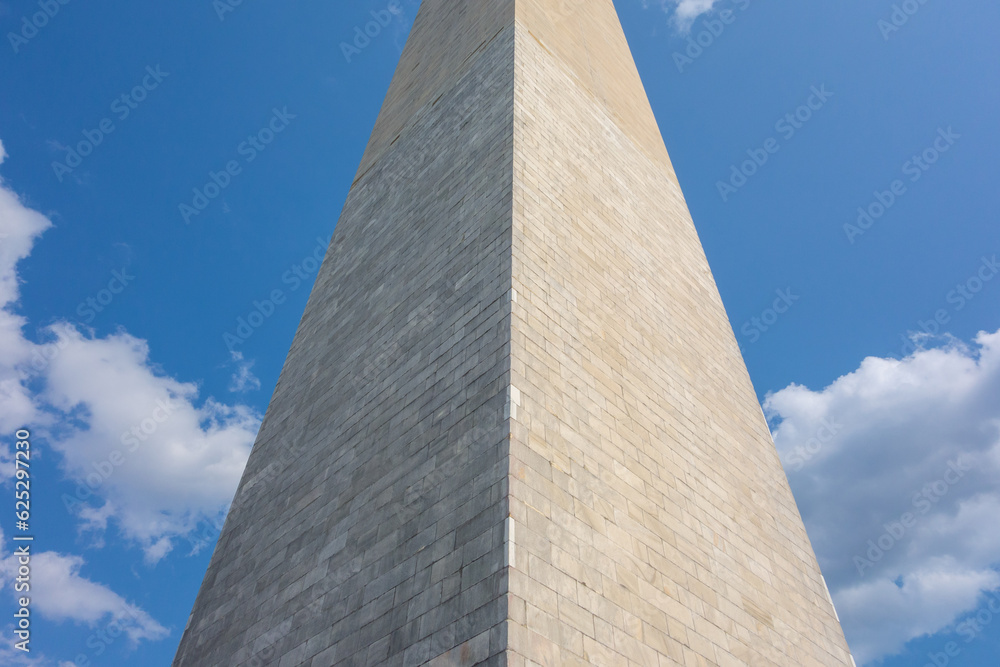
174,1 -> 855,665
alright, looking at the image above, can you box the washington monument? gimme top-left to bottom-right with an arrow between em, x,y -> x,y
174,1 -> 855,665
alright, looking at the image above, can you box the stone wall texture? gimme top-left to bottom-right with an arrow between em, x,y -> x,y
174,1 -> 855,666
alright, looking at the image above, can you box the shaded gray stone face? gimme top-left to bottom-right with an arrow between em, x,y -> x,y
177,1 -> 855,665
174,3 -> 516,665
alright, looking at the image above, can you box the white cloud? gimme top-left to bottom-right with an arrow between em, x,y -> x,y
0,145 -> 118,667
15,552 -> 167,642
642,0 -> 722,31
44,325 -> 260,562
228,350 -> 261,393
766,331 -> 1000,664
672,0 -> 720,28
0,524 -> 168,648
0,157 -> 51,434
835,564 -> 999,664
0,136 -> 260,566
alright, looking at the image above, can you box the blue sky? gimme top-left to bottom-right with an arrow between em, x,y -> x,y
0,0 -> 997,665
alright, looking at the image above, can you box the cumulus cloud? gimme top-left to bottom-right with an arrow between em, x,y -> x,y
0,527 -> 167,645
766,331 -> 1000,664
0,138 -> 260,565
46,325 -> 260,562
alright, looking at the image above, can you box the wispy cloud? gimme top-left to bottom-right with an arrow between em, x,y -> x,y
766,331 -> 1000,663
641,0 -> 723,32
0,636 -> 61,666
227,350 -> 261,393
